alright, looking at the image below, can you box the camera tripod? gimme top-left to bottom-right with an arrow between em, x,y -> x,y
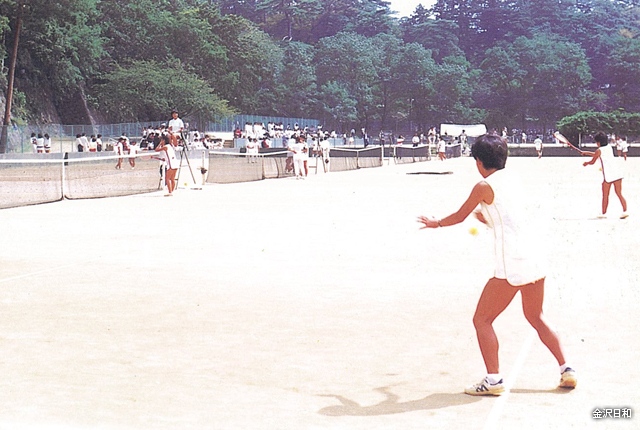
175,131 -> 201,189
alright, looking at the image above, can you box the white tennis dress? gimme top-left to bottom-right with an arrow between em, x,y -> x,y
599,144 -> 623,183
163,144 -> 179,170
479,169 -> 546,286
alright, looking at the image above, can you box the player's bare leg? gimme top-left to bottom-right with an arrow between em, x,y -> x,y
602,181 -> 611,215
472,278 -> 518,374
520,278 -> 566,366
613,179 -> 627,213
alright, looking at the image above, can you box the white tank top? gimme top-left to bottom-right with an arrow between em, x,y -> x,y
479,169 -> 546,286
599,144 -> 623,183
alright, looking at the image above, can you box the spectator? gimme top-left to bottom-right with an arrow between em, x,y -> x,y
44,133 -> 51,153
36,133 -> 45,153
412,133 -> 420,147
80,133 -> 89,152
128,140 -> 138,169
30,133 -> 37,153
75,134 -> 84,152
438,136 -> 447,161
88,137 -> 98,152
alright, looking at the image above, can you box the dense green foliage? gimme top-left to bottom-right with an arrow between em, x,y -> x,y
558,111 -> 640,142
1,0 -> 640,133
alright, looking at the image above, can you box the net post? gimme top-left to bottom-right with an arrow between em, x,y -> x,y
62,152 -> 68,199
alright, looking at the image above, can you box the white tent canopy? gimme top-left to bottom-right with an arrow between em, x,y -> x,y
440,123 -> 487,137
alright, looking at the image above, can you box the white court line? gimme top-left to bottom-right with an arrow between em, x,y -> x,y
0,257 -> 101,285
482,329 -> 536,430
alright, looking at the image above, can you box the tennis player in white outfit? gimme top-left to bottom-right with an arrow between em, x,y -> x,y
581,131 -> 628,218
417,134 -> 576,396
156,134 -> 179,195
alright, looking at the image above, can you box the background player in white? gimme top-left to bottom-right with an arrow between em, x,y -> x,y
417,134 -> 576,396
128,140 -> 138,169
534,135 -> 543,158
114,136 -> 124,169
320,137 -> 331,172
437,136 -> 446,160
616,135 -> 628,161
288,136 -> 306,179
581,131 -> 628,218
245,137 -> 259,164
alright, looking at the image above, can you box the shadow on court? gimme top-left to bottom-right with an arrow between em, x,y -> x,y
318,386 -> 481,416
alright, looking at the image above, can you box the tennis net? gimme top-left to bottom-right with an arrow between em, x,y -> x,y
329,146 -> 383,172
206,151 -> 264,183
0,152 -> 163,209
393,145 -> 431,164
0,154 -> 64,209
64,153 -> 162,199
206,150 -> 294,183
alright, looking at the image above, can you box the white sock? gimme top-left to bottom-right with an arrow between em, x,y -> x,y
486,374 -> 502,385
559,364 -> 571,374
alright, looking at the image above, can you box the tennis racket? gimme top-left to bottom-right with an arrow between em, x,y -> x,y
553,132 -> 583,154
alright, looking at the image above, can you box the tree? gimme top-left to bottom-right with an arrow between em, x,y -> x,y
478,35 -> 592,132
557,111 -> 640,142
317,80 -> 358,130
605,36 -> 640,112
315,32 -> 380,129
428,55 -> 482,126
269,41 -> 318,117
9,0 -> 107,123
209,13 -> 283,113
401,12 -> 463,62
95,60 -> 235,123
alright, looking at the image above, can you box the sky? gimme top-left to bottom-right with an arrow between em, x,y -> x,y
387,0 -> 436,18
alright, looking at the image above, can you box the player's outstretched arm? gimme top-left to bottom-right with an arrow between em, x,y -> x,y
583,148 -> 600,166
418,181 -> 493,229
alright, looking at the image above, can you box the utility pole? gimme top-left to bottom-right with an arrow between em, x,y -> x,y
1,0 -> 25,153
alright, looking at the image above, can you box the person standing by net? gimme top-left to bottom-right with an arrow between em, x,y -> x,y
156,134 -> 178,196
320,136 -> 331,172
417,133 -> 576,396
288,135 -> 306,180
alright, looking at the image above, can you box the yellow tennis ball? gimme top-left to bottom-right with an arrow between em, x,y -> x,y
469,227 -> 478,236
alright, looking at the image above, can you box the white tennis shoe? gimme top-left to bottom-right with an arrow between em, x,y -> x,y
464,377 -> 505,396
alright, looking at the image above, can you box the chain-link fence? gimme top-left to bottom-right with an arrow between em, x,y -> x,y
1,115 -> 321,154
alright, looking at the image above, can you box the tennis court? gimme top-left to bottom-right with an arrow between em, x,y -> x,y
0,156 -> 638,430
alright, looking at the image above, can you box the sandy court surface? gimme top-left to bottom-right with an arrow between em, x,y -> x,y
0,155 -> 638,430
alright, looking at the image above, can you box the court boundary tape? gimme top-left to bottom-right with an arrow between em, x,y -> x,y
482,329 -> 536,430
0,257 -> 101,284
